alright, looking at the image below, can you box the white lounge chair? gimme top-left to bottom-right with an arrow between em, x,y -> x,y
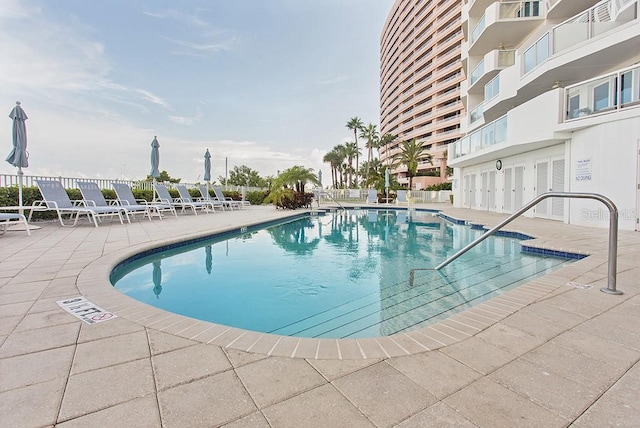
366,189 -> 378,204
0,211 -> 31,236
396,190 -> 409,206
176,185 -> 216,213
212,187 -> 242,210
77,181 -> 141,223
198,186 -> 227,211
32,179 -> 124,227
112,182 -> 176,218
154,184 -> 201,215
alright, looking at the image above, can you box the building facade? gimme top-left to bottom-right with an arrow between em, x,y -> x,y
379,0 -> 464,190
449,0 -> 640,231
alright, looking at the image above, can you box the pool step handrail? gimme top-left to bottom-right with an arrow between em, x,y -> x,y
315,189 -> 346,211
434,192 -> 622,295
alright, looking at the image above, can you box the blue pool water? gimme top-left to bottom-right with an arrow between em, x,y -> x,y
111,209 -> 575,338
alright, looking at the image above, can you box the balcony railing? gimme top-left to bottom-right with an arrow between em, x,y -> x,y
470,15 -> 486,44
449,115 -> 508,160
484,74 -> 500,101
523,0 -> 638,75
565,63 -> 640,121
470,59 -> 485,85
469,102 -> 484,123
499,1 -> 542,18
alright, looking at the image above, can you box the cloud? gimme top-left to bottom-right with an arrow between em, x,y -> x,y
0,2 -> 168,114
143,8 -> 237,57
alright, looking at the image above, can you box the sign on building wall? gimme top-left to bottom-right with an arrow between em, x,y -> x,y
576,158 -> 592,181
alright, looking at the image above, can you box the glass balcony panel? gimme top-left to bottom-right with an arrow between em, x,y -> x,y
553,11 -> 590,53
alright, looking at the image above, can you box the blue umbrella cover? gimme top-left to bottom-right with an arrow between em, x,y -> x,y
150,136 -> 160,179
6,101 -> 28,168
204,149 -> 211,182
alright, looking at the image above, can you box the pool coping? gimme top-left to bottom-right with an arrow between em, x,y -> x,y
77,208 -> 601,360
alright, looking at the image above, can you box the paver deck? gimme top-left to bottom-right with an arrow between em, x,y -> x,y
1,204 -> 639,427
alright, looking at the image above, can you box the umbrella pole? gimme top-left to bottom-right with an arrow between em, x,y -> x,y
17,166 -> 24,216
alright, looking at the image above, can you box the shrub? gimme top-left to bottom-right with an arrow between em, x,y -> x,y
266,189 -> 313,209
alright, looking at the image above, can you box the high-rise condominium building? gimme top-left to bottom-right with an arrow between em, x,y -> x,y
449,0 -> 640,231
379,0 -> 464,190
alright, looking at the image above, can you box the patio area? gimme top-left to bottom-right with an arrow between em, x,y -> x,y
1,203 -> 639,427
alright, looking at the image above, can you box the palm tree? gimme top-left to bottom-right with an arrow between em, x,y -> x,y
323,147 -> 343,188
342,142 -> 360,188
346,117 -> 364,186
378,132 -> 397,162
391,139 -> 432,190
359,123 -> 379,186
276,166 -> 319,193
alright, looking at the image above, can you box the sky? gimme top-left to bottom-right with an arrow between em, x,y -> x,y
0,0 -> 396,183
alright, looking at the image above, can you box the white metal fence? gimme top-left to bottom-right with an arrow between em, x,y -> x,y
0,173 -> 265,193
321,189 -> 452,204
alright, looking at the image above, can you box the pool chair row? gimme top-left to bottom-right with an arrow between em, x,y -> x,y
28,180 -> 246,228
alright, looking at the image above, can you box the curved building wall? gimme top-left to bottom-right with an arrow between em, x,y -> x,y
380,0 -> 464,189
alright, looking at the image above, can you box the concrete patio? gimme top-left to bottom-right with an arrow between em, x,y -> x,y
1,203 -> 639,427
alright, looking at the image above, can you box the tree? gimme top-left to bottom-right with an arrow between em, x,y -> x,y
323,147 -> 344,189
223,165 -> 267,187
359,123 -> 379,187
342,142 -> 360,188
346,117 -> 364,186
275,166 -> 319,193
378,132 -> 397,161
391,139 -> 432,190
145,170 -> 181,183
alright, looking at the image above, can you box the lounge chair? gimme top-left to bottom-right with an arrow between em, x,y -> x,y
240,187 -> 252,207
396,190 -> 410,206
77,181 -> 142,223
31,179 -> 124,227
154,184 -> 201,215
198,186 -> 227,211
176,185 -> 216,213
212,187 -> 242,210
112,182 -> 176,218
366,189 -> 378,204
0,212 -> 31,236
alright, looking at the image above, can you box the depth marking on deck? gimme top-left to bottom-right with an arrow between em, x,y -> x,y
57,297 -> 118,325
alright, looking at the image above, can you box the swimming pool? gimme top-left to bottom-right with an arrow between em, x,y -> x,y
111,209 -> 575,338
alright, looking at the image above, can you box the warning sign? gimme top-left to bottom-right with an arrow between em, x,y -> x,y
56,297 -> 118,325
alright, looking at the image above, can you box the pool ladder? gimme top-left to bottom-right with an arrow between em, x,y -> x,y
434,192 -> 622,295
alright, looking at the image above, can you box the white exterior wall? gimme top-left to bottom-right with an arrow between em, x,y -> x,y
456,144 -> 567,216
567,116 -> 640,230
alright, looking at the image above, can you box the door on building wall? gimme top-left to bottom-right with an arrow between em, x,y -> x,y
535,157 -> 565,220
469,174 -> 477,208
464,174 -> 470,207
503,165 -> 524,213
481,170 -> 497,211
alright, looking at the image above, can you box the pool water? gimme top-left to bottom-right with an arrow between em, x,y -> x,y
111,209 -> 574,338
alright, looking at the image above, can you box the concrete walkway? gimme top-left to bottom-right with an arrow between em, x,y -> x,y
1,204 -> 639,427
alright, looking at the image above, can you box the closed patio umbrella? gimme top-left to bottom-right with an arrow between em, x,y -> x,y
150,136 -> 160,181
6,102 -> 28,215
152,260 -> 162,299
205,245 -> 212,275
203,149 -> 211,182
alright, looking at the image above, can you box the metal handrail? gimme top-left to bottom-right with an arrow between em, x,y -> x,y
315,190 -> 346,211
435,192 -> 622,295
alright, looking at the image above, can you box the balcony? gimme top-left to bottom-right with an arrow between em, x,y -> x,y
564,63 -> 640,121
523,0 -> 637,76
545,0 -> 602,19
469,1 -> 544,56
468,49 -> 516,92
449,115 -> 508,160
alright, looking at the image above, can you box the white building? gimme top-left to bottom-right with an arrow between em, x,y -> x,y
450,0 -> 640,231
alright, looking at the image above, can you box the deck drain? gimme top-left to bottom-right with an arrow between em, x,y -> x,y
566,282 -> 593,290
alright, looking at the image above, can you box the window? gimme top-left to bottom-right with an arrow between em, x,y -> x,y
568,94 -> 580,119
593,82 -> 610,112
620,70 -> 633,105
